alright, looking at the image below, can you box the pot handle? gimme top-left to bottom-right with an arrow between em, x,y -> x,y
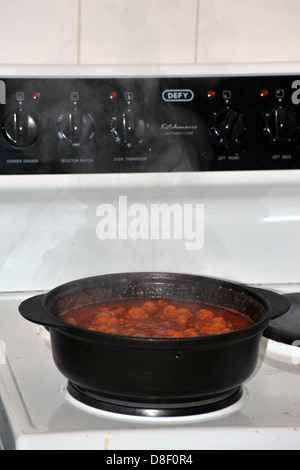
247,286 -> 290,320
19,294 -> 67,328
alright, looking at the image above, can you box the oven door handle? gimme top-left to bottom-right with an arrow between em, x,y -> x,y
19,294 -> 68,329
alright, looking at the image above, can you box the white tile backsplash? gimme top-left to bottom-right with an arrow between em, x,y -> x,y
80,0 -> 198,65
0,0 -> 78,64
0,0 -> 300,65
197,0 -> 300,63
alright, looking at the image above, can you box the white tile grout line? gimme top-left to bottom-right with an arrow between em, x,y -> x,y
77,0 -> 82,65
194,0 -> 201,64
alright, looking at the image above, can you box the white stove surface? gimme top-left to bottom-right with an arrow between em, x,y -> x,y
0,289 -> 300,450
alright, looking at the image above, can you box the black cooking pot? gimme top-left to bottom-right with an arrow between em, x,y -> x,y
19,272 -> 290,417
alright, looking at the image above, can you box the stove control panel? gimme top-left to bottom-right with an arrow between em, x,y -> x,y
0,75 -> 300,174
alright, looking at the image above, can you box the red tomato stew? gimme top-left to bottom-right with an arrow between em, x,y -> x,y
58,299 -> 255,338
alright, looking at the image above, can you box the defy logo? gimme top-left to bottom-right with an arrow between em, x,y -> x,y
291,80 -> 300,105
0,80 -> 5,104
162,89 -> 194,102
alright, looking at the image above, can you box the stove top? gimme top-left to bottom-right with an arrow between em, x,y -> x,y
0,290 -> 299,450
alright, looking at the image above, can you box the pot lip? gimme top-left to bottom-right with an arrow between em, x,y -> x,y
43,271 -> 273,346
44,271 -> 252,292
44,271 -> 268,304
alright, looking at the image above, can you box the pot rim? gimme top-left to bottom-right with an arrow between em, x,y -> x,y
31,271 -> 288,347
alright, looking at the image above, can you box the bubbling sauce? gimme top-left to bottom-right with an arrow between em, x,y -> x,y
58,298 -> 255,338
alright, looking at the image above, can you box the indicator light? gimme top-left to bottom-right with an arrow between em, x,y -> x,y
109,91 -> 118,101
260,89 -> 269,98
33,92 -> 41,100
207,90 -> 216,99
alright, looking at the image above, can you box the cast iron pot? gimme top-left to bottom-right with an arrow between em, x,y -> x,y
19,272 -> 290,417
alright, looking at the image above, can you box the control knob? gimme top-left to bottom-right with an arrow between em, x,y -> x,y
264,107 -> 298,143
2,110 -> 39,147
111,112 -> 149,148
209,108 -> 246,145
57,110 -> 95,146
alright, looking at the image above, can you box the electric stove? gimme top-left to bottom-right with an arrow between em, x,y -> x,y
0,63 -> 299,450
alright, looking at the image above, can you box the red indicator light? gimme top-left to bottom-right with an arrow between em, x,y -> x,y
109,91 -> 117,101
33,92 -> 41,100
260,89 -> 269,98
207,90 -> 216,99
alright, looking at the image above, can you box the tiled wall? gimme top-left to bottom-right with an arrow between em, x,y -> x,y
0,0 -> 299,65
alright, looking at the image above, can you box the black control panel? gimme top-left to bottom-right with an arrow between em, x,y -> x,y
1,74 -> 300,174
